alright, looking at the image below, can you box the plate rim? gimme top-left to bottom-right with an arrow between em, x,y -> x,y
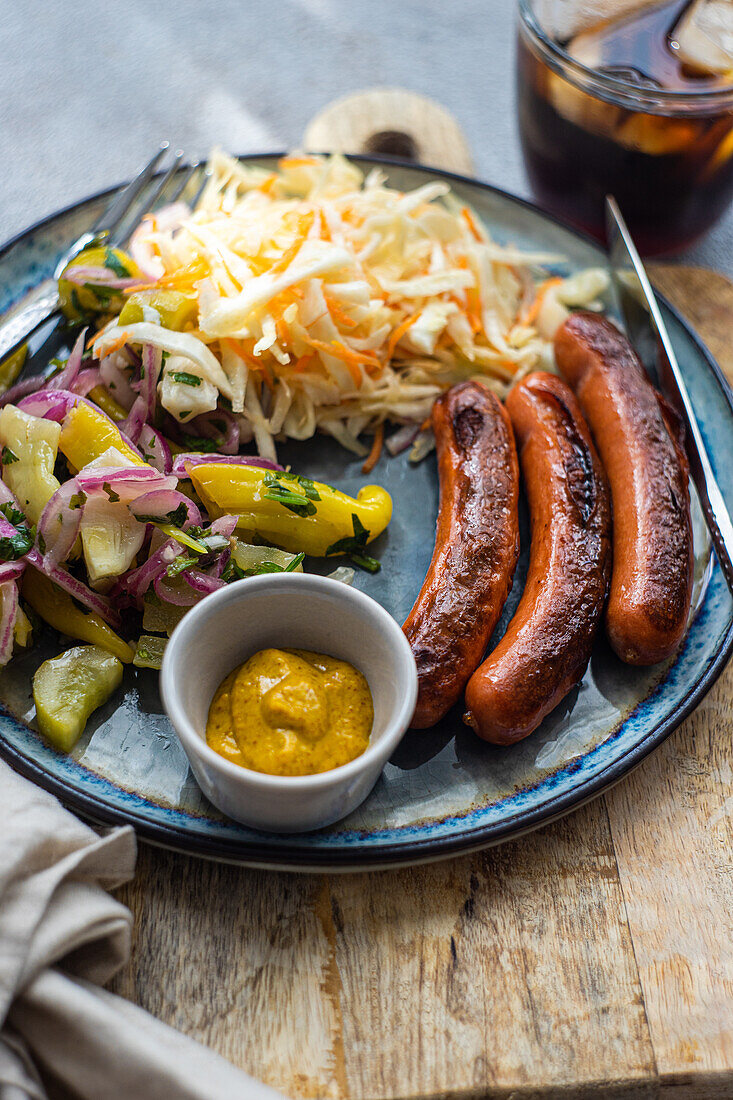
1,152 -> 732,869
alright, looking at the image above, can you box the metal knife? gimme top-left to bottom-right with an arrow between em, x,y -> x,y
605,195 -> 733,596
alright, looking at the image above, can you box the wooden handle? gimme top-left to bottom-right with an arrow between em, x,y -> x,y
303,88 -> 474,175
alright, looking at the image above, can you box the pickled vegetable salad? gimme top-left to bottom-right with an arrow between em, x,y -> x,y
0,359 -> 391,686
78,151 -> 608,462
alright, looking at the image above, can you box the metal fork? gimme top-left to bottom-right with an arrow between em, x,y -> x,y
0,142 -> 209,364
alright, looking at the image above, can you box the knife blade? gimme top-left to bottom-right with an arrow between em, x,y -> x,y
605,195 -> 733,596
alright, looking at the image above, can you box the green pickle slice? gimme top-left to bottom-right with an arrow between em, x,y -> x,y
33,644 -> 123,752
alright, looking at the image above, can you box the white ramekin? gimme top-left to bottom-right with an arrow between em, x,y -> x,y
160,573 -> 417,833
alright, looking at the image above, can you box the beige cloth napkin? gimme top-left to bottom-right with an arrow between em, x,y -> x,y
0,760 -> 283,1100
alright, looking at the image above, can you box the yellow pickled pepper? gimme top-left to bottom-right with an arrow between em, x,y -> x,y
22,571 -> 134,664
189,465 -> 392,557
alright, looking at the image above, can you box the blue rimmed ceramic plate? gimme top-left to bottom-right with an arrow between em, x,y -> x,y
0,156 -> 732,870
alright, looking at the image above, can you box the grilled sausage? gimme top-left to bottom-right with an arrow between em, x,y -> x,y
403,381 -> 520,728
463,372 -> 611,745
555,311 -> 693,665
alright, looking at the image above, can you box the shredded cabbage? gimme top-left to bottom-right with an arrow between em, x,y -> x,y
111,151 -> 610,457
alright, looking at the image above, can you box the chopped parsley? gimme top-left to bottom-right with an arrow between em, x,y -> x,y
0,528 -> 33,561
102,482 -> 120,503
325,513 -> 381,573
222,550 -> 305,582
166,554 -> 198,578
262,471 -> 320,518
68,490 -> 87,510
166,502 -> 189,528
0,503 -> 27,528
170,371 -> 202,387
135,502 -> 189,528
221,558 -> 245,583
84,283 -> 114,306
1,447 -> 18,466
183,437 -> 219,453
104,248 -> 130,277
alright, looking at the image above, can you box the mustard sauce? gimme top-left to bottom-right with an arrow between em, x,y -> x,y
206,648 -> 373,776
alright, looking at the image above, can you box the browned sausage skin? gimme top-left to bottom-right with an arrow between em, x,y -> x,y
555,312 -> 693,665
463,372 -> 611,745
403,381 -> 520,729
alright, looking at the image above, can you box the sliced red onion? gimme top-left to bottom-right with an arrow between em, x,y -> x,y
75,466 -> 175,500
115,539 -> 181,605
48,330 -> 86,391
154,571 -> 199,606
16,390 -> 143,458
210,549 -> 229,579
61,265 -> 147,290
70,368 -> 102,396
0,511 -> 21,540
386,423 -> 420,456
25,555 -> 122,629
141,344 -> 162,424
0,373 -> 54,407
0,477 -> 21,509
138,424 -> 172,474
186,408 -> 240,455
119,397 -> 146,444
0,561 -> 25,584
210,514 -> 239,539
100,353 -> 136,409
17,389 -> 76,422
0,580 -> 19,666
130,489 -> 203,530
171,453 -> 282,478
183,570 -> 225,596
118,346 -> 162,445
36,478 -> 85,569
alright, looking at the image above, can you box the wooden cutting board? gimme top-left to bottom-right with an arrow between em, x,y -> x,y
107,94 -> 733,1100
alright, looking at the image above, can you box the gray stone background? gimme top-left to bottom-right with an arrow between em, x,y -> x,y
1,0 -> 731,273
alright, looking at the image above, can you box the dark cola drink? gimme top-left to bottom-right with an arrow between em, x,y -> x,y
517,0 -> 733,254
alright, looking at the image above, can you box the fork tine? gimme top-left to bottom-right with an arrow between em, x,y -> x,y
141,149 -> 185,214
93,142 -> 170,236
169,161 -> 200,203
188,166 -> 212,212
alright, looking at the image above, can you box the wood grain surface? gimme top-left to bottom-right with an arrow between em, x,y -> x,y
107,264 -> 733,1099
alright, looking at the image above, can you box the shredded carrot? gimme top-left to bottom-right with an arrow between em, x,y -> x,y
522,277 -> 563,326
270,211 -> 314,275
93,331 -> 130,358
279,156 -> 319,169
224,337 -> 274,387
124,258 -> 208,295
419,416 -> 432,432
224,336 -> 256,366
314,210 -> 331,242
257,174 -> 278,194
386,312 -> 420,361
362,423 -> 384,475
292,353 -> 315,373
275,318 -> 289,345
461,206 -> 483,242
303,337 -> 383,387
324,294 -> 358,329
